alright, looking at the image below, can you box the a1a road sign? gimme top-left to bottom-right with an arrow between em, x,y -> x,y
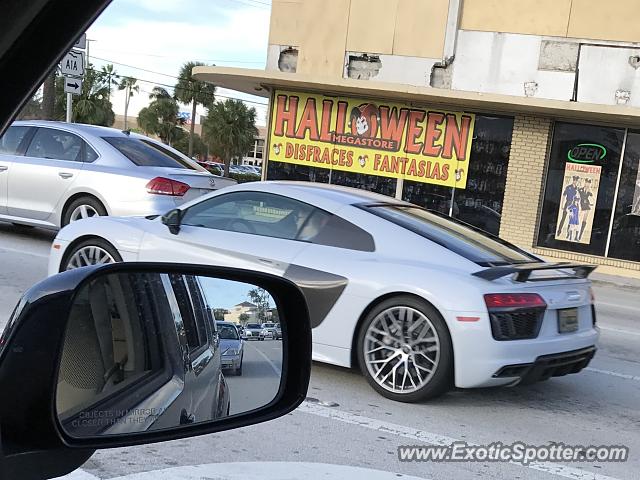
64,77 -> 83,95
60,50 -> 85,77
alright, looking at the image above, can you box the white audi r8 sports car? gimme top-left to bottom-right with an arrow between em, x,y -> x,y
48,181 -> 599,402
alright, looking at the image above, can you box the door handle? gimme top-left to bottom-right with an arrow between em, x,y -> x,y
59,172 -> 73,179
258,258 -> 275,265
0,165 -> 7,172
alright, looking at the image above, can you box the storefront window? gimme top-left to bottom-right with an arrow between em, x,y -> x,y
331,171 -> 396,197
402,115 -> 513,235
451,115 -> 513,236
537,122 -> 624,256
266,162 -> 329,183
608,130 -> 640,261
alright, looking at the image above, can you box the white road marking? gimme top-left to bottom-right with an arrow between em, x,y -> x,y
598,326 -> 640,337
53,469 -> 101,480
0,246 -> 49,259
586,367 -> 640,382
298,402 -> 623,480
246,341 -> 282,376
596,301 -> 639,313
63,462 -> 428,480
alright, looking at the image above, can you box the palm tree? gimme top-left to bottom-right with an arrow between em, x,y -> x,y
98,64 -> 119,100
202,99 -> 258,176
174,61 -> 216,158
118,76 -> 139,130
55,64 -> 115,125
138,87 -> 184,145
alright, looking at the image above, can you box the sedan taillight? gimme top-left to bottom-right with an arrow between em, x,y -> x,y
146,177 -> 190,196
484,293 -> 547,309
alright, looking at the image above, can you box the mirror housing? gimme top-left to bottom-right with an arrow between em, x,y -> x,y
161,208 -> 183,235
0,263 -> 311,480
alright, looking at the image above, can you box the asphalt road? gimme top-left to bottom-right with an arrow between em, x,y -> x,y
0,224 -> 638,480
225,339 -> 283,415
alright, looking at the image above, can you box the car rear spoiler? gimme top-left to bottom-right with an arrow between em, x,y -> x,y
472,262 -> 598,282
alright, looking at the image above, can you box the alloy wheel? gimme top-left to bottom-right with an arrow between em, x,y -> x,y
363,306 -> 440,394
69,204 -> 100,222
65,246 -> 116,270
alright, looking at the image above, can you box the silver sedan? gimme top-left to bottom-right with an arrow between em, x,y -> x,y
0,120 -> 235,229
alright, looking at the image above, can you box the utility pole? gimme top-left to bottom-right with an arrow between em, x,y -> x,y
66,93 -> 72,123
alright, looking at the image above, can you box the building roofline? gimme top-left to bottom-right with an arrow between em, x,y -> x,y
193,66 -> 640,125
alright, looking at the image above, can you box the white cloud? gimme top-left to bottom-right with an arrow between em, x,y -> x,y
87,0 -> 270,124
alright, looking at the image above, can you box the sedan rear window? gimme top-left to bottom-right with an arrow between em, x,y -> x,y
104,137 -> 187,168
363,204 -> 537,266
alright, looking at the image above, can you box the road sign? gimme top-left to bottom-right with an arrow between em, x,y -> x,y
60,50 -> 85,77
64,77 -> 82,95
74,33 -> 87,50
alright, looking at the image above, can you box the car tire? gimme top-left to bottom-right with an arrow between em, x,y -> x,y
62,196 -> 107,226
61,237 -> 123,272
357,295 -> 453,403
235,358 -> 243,376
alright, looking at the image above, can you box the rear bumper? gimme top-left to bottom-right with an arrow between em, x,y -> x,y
493,346 -> 596,384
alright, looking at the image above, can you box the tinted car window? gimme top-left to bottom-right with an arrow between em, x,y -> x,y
104,136 -> 188,168
140,139 -> 209,172
182,191 -> 316,240
297,209 -> 375,252
26,128 -> 83,161
364,204 -> 536,266
246,323 -> 261,329
169,275 -> 205,352
0,126 -> 32,155
84,144 -> 99,163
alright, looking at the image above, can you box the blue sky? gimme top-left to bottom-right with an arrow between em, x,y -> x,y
87,0 -> 271,124
199,277 -> 275,310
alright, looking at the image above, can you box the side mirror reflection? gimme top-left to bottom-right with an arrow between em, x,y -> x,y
56,271 -> 283,438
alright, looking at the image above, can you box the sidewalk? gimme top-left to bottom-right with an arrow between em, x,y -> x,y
591,271 -> 640,290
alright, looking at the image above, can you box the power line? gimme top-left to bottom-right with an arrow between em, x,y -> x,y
91,49 -> 265,64
85,66 -> 269,107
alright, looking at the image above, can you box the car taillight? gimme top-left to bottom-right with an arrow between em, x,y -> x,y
146,177 -> 190,196
484,293 -> 547,309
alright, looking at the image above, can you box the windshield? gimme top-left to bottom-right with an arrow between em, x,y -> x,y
103,137 -> 188,168
246,324 -> 261,329
217,324 -> 239,340
363,204 -> 537,266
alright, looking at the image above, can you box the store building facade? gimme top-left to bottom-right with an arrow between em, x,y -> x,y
194,0 -> 640,275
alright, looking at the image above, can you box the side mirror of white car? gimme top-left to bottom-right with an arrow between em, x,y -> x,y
161,208 -> 183,235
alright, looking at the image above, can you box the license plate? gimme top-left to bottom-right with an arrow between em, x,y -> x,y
558,308 -> 579,333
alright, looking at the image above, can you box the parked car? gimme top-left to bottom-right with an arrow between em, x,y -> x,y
261,322 -> 278,339
217,321 -> 244,375
274,323 -> 282,340
243,323 -> 264,341
0,120 -> 235,229
49,181 -> 599,402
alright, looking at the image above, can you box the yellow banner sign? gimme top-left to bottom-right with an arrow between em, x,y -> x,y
268,90 -> 475,188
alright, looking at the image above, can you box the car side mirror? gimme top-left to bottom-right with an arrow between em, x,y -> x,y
161,208 -> 183,235
0,263 -> 311,480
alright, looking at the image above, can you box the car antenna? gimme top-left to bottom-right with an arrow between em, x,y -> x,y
122,129 -> 131,136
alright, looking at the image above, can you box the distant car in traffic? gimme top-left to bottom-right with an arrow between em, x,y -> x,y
274,323 -> 282,340
217,321 -> 244,375
0,120 -> 235,229
261,322 -> 278,339
243,323 -> 264,341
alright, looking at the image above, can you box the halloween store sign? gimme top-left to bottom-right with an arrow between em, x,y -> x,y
268,91 -> 476,188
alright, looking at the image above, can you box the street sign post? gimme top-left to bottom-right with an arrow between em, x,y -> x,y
73,33 -> 87,50
64,77 -> 82,95
60,50 -> 85,77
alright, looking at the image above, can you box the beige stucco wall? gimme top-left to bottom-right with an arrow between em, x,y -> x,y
461,0 -> 640,43
268,0 -> 451,76
393,0 -> 449,58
